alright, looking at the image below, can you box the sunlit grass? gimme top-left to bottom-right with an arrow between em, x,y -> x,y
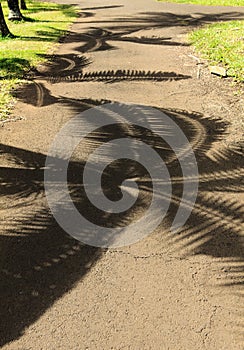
0,1 -> 77,119
190,20 -> 244,81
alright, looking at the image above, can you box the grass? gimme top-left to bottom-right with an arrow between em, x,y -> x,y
0,1 -> 77,119
158,0 -> 244,6
190,20 -> 244,81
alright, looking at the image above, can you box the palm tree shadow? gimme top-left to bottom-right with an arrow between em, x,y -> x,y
78,11 -> 244,53
0,140 -> 105,345
1,97 -> 243,345
0,218 -> 101,346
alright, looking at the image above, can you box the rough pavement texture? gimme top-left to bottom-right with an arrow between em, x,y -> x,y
0,0 -> 244,349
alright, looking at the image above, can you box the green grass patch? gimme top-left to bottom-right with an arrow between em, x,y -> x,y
190,20 -> 244,81
0,0 -> 77,119
158,0 -> 244,6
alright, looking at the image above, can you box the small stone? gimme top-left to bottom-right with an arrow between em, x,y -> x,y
209,66 -> 227,77
49,284 -> 56,290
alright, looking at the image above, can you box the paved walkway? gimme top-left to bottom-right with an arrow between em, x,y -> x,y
0,0 -> 244,349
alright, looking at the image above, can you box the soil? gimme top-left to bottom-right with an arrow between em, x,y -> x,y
0,0 -> 244,349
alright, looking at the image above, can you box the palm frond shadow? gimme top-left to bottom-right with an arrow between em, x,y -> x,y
24,54 -> 92,79
81,5 -> 124,11
77,11 -> 244,53
4,10 -> 244,84
23,56 -> 190,84
22,10 -> 244,85
86,11 -> 244,29
1,97 -> 243,345
49,69 -> 191,83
